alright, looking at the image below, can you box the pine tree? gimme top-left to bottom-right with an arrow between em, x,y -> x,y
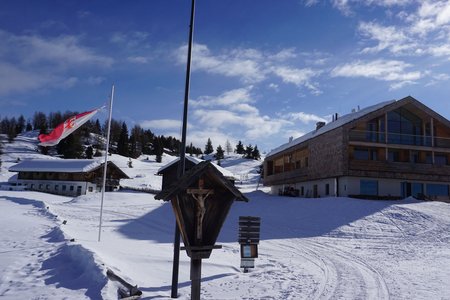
252,145 -> 261,160
85,146 -> 94,159
235,140 -> 245,154
117,122 -> 129,156
57,134 -> 84,158
16,115 -> 26,134
245,144 -> 253,159
204,138 -> 214,155
215,145 -> 224,160
32,111 -> 47,131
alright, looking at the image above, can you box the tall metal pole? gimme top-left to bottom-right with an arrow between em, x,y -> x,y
171,0 -> 196,298
98,84 -> 114,242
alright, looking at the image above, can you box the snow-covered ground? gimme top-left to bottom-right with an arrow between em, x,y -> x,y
1,133 -> 450,299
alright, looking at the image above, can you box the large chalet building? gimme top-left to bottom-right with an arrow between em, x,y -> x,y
8,159 -> 129,196
263,96 -> 450,201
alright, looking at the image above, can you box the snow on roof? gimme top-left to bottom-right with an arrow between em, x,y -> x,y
267,99 -> 396,158
157,156 -> 235,178
9,159 -> 104,173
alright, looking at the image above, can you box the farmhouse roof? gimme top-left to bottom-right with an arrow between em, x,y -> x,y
9,159 -> 129,177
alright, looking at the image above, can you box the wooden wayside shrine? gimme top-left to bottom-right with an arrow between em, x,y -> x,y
155,161 -> 248,299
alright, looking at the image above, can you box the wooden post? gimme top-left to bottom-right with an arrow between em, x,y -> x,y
190,258 -> 202,300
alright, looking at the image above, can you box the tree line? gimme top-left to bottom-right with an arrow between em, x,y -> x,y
0,112 -> 261,161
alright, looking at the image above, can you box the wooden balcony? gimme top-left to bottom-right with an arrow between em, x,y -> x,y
348,160 -> 450,181
264,168 -> 308,186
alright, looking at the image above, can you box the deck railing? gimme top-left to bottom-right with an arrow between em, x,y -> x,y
349,130 -> 450,149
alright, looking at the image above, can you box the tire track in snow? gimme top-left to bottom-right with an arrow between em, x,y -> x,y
301,240 -> 390,300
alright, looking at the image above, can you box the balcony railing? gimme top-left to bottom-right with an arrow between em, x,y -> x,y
349,130 -> 450,149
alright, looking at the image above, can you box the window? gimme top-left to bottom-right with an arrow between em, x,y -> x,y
39,184 -> 43,189
388,150 -> 400,162
313,184 -> 318,197
46,184 -> 50,190
55,185 -> 59,191
304,157 -> 309,167
427,184 -> 449,197
62,185 -> 66,191
31,184 -> 35,189
360,180 -> 378,196
412,183 -> 424,198
70,186 -> 74,191
354,148 -> 369,160
354,148 -> 377,160
88,187 -> 93,192
387,108 -> 423,146
435,154 -> 448,165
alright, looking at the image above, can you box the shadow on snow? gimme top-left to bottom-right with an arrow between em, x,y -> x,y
117,191 -> 407,243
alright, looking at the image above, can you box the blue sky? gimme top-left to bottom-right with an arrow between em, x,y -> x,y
1,0 -> 450,153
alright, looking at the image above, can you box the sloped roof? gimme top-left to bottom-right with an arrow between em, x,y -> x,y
155,161 -> 248,202
266,99 -> 396,158
157,156 -> 235,179
9,159 -> 128,178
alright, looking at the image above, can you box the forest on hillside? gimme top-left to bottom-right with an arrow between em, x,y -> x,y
0,112 -> 260,161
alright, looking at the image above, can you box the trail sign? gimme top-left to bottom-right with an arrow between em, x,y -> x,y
238,216 -> 261,272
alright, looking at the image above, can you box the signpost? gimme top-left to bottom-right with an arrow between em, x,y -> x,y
238,216 -> 261,273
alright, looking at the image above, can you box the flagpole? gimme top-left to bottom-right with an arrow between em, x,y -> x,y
98,84 -> 114,242
171,0 -> 196,297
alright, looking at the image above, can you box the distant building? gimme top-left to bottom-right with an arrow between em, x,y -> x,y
8,159 -> 129,196
263,96 -> 450,201
157,156 -> 235,190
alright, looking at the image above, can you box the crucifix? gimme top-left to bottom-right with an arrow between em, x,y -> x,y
187,177 -> 214,242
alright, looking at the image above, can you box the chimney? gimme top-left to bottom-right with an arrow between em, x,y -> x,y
289,136 -> 293,143
316,121 -> 326,130
335,113 -> 338,120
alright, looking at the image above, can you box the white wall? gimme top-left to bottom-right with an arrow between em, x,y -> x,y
13,179 -> 98,196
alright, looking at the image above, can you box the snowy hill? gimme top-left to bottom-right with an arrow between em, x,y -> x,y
1,133 -> 450,299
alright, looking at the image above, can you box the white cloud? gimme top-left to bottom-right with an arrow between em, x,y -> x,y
330,0 -> 413,15
175,44 -> 265,83
272,66 -> 322,95
0,30 -> 113,95
285,112 -> 327,124
358,22 -> 414,54
140,119 -> 182,130
269,48 -> 297,61
110,31 -> 150,50
174,43 -> 326,95
331,59 -> 422,88
191,87 -> 258,113
127,56 -> 150,64
11,33 -> 113,68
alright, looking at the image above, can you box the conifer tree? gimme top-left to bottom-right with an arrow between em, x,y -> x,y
245,144 -> 253,159
117,122 -> 129,156
252,145 -> 261,160
215,145 -> 224,160
85,146 -> 94,159
204,138 -> 214,155
235,140 -> 245,154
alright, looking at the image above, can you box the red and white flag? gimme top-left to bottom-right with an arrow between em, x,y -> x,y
38,107 -> 102,147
